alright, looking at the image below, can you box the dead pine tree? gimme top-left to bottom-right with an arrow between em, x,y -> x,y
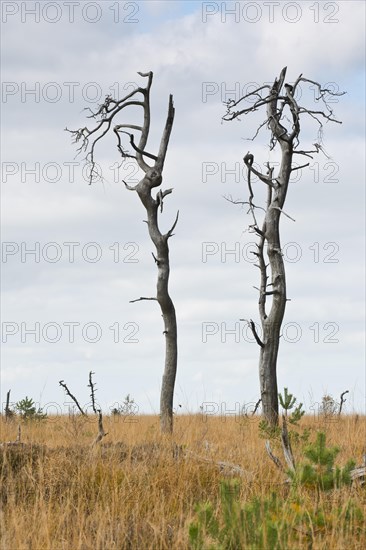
59,375 -> 108,445
66,72 -> 178,434
223,67 -> 344,426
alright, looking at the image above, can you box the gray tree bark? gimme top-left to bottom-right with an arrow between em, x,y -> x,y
67,72 -> 178,434
224,67 -> 343,426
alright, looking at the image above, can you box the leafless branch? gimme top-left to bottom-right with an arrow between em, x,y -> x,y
249,319 -> 264,348
118,130 -> 159,161
338,390 -> 349,416
165,210 -> 180,239
67,72 -> 158,182
223,66 -> 343,148
244,117 -> 270,141
59,380 -> 86,416
130,297 -> 158,303
151,252 -> 160,265
295,76 -> 345,110
156,95 -> 175,171
123,180 -> 137,191
244,152 -> 275,188
272,206 -> 296,222
291,163 -> 309,172
223,87 -> 272,121
223,195 -> 266,214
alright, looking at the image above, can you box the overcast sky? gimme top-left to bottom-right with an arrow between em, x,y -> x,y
1,0 -> 365,418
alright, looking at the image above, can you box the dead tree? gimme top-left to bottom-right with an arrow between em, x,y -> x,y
224,67 -> 344,425
67,72 -> 178,434
59,374 -> 108,445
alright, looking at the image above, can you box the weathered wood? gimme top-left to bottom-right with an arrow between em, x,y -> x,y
92,410 -> 108,447
184,449 -> 253,479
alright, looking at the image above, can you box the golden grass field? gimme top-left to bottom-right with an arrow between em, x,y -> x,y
0,413 -> 365,549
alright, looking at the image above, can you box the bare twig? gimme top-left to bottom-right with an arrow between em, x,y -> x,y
223,194 -> 266,214
130,297 -> 158,303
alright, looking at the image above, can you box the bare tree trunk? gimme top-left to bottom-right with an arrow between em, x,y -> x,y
159,305 -> 177,434
135,164 -> 178,434
257,140 -> 293,425
155,241 -> 177,434
224,67 -> 343,426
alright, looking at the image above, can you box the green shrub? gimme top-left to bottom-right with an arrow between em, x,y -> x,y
15,396 -> 47,421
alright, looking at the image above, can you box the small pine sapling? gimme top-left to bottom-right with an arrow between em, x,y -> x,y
288,431 -> 356,490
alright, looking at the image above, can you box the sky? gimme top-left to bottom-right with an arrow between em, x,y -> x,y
1,0 -> 365,419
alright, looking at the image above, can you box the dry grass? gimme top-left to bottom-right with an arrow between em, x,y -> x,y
0,414 -> 365,549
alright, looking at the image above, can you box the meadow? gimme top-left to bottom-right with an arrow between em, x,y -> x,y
0,413 -> 365,549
